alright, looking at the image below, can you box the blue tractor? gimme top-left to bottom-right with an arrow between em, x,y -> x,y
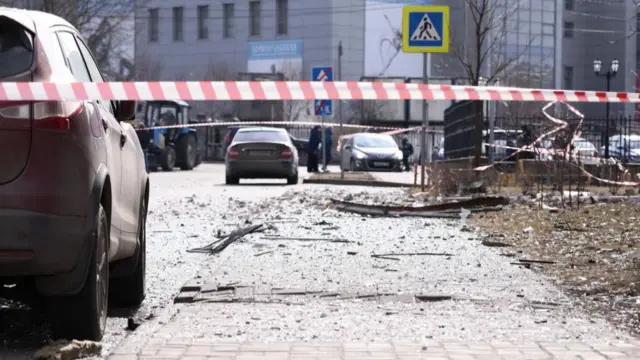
136,100 -> 202,171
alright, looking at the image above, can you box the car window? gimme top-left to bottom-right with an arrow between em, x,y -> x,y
626,140 -> 640,148
354,135 -> 397,148
73,35 -> 115,113
573,140 -> 594,149
234,130 -> 290,142
56,31 -> 91,82
0,21 -> 33,78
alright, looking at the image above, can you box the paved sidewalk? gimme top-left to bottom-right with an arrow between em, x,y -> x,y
373,170 -> 416,186
109,339 -> 640,359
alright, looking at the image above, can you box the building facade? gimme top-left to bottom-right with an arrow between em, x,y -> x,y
134,0 -> 366,119
561,0 -> 636,117
134,0 -> 365,81
132,0 -> 638,120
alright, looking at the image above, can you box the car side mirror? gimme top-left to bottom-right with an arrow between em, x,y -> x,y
115,100 -> 136,121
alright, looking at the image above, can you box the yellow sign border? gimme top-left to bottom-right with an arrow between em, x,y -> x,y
402,5 -> 450,53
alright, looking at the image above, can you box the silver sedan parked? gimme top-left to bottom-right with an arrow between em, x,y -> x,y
339,133 -> 403,171
225,127 -> 299,184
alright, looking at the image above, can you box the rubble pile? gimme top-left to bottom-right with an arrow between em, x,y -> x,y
470,199 -> 640,335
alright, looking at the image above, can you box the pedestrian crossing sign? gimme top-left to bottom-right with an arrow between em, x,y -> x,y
402,5 -> 449,53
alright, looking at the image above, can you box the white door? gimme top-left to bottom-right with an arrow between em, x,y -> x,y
341,139 -> 353,169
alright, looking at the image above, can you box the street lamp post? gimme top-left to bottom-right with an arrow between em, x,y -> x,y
338,41 -> 344,179
593,58 -> 619,158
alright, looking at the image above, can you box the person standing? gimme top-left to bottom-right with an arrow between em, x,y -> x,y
307,125 -> 321,172
401,138 -> 414,171
516,125 -> 534,160
321,127 -> 333,172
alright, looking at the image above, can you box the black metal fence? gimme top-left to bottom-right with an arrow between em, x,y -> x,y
443,100 -> 481,159
443,100 -> 640,161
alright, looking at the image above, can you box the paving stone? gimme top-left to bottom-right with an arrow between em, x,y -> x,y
108,340 -> 640,359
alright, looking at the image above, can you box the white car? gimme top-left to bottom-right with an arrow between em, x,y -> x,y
539,137 -> 599,165
482,129 -> 522,160
602,134 -> 640,162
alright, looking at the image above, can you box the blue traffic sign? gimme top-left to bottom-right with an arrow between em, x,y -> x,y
402,5 -> 450,53
312,66 -> 333,116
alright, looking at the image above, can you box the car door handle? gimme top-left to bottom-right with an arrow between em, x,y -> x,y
120,132 -> 127,147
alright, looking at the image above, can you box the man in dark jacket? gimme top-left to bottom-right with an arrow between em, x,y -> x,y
516,125 -> 534,160
401,138 -> 414,171
321,127 -> 333,171
307,126 -> 321,172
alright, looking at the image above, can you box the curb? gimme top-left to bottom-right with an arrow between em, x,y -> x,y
302,178 -> 413,188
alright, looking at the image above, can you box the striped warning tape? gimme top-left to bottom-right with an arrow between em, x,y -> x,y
475,101 -> 640,186
128,120 -> 431,133
0,81 -> 639,102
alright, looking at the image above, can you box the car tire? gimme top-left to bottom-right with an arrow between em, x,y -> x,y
179,134 -> 197,170
225,174 -> 239,185
161,146 -> 176,171
48,204 -> 109,341
109,195 -> 147,308
286,171 -> 298,185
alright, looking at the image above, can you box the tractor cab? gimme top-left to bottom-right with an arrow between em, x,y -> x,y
138,100 -> 201,171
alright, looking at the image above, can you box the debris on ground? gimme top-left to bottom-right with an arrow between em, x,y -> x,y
470,200 -> 640,335
261,236 -> 353,243
188,224 -> 263,254
33,340 -> 101,360
371,252 -> 453,259
329,196 -> 507,218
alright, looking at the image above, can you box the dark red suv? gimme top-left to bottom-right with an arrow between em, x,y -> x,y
0,9 -> 149,341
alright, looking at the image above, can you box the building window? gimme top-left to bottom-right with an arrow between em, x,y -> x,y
276,0 -> 288,35
563,66 -> 573,89
172,7 -> 183,41
223,3 -> 234,38
197,5 -> 209,39
148,8 -> 158,42
249,1 -> 261,36
563,21 -> 574,38
564,0 -> 574,11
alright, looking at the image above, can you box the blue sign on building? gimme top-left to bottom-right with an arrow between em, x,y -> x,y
247,39 -> 303,60
312,66 -> 333,116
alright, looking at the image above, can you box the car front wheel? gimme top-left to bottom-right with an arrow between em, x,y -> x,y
48,204 -> 109,341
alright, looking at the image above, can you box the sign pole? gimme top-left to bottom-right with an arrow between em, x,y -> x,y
401,4 -> 450,192
338,42 -> 344,179
312,66 -> 333,173
420,53 -> 428,192
321,116 -> 326,171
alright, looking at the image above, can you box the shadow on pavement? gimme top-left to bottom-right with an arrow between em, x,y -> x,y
0,303 -> 48,358
0,297 -> 141,357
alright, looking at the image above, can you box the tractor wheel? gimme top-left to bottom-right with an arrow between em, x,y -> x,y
179,134 -> 198,170
161,146 -> 176,171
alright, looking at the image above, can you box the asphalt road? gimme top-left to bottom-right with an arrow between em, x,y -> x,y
2,163 -> 636,359
0,163 -> 304,358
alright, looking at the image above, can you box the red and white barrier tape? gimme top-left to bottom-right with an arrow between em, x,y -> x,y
130,120 -> 429,133
2,81 -> 640,102
475,101 -> 639,186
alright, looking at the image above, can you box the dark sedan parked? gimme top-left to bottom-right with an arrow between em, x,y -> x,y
339,133 -> 403,171
225,127 -> 299,184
